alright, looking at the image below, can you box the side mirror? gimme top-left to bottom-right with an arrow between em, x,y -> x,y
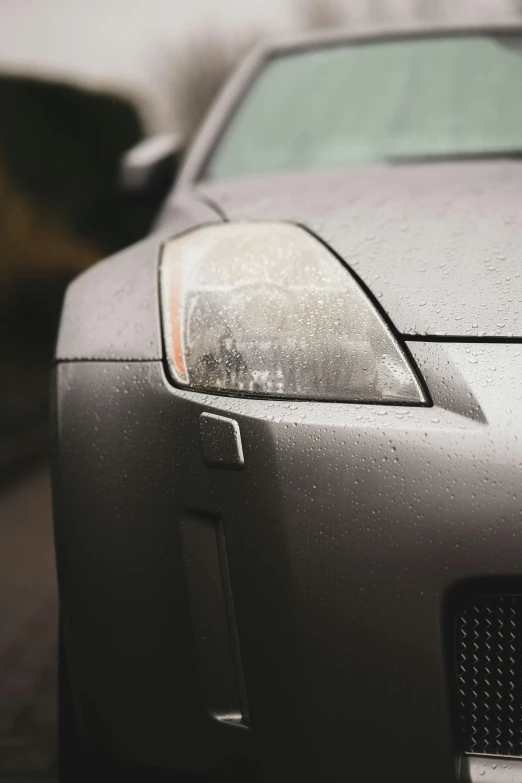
118,133 -> 183,201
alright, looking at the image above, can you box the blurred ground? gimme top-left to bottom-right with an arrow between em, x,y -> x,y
0,464 -> 57,781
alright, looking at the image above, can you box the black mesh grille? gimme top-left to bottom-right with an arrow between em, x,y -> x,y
456,595 -> 522,757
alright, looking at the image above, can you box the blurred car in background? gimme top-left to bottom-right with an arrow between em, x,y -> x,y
53,20 -> 522,783
0,75 -> 163,473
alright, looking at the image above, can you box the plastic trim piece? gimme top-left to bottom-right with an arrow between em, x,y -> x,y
199,413 -> 245,470
465,754 -> 522,783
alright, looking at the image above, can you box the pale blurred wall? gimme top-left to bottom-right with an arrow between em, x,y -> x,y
0,0 -> 518,133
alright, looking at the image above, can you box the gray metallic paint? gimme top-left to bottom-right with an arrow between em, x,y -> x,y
52,343 -> 522,781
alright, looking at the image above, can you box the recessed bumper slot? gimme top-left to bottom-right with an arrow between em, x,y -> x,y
180,513 -> 248,727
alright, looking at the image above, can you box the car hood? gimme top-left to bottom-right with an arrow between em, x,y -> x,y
197,162 -> 522,338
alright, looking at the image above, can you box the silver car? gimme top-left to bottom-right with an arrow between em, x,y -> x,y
52,20 -> 522,783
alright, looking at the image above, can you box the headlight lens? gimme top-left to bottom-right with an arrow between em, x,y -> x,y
160,222 -> 427,403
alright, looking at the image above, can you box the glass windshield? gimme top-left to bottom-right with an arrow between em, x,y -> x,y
203,33 -> 522,181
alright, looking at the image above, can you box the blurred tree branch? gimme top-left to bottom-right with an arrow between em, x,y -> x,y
169,0 -> 351,148
169,34 -> 258,150
298,0 -> 350,30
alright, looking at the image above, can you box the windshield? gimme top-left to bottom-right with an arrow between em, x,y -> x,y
202,33 -> 522,182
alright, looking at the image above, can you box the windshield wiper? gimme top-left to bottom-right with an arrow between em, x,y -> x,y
386,150 -> 522,165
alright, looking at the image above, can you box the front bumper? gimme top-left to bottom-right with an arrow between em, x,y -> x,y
51,342 -> 522,782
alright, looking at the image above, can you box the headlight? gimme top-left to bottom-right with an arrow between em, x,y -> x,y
160,222 -> 427,404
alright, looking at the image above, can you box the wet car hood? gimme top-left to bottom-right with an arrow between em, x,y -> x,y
197,162 -> 522,338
